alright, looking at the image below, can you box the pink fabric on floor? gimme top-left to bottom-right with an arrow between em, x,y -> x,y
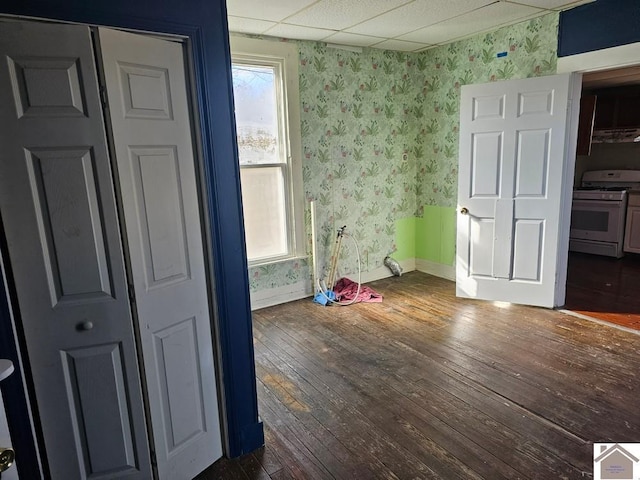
333,277 -> 383,303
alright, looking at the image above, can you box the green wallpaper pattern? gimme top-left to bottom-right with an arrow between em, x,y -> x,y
247,13 -> 559,293
416,14 -> 559,210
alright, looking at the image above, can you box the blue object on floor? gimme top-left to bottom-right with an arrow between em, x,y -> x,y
313,290 -> 335,306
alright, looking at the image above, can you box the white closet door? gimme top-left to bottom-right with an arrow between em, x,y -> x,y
98,27 -> 223,479
0,20 -> 152,479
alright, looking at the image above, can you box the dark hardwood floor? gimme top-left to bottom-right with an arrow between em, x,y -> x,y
565,251 -> 640,330
198,271 -> 640,479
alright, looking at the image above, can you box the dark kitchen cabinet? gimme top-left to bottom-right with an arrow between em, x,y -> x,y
576,95 -> 596,156
592,87 -> 640,129
616,95 -> 640,127
576,86 -> 640,155
592,94 -> 616,129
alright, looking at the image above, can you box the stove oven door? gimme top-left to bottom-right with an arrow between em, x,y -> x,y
570,199 -> 626,243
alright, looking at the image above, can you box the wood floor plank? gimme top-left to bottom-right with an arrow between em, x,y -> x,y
202,271 -> 639,480
258,300 -> 584,478
255,306 -> 517,479
237,450 -> 272,480
344,283 -> 639,442
565,251 -> 640,330
249,446 -> 285,477
255,325 -> 444,479
255,340 -> 401,480
257,393 -> 336,480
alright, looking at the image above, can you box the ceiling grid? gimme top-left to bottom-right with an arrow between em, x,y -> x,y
227,0 -> 593,51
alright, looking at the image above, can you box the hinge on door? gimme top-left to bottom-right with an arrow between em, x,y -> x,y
99,86 -> 108,108
128,284 -> 136,304
150,450 -> 157,467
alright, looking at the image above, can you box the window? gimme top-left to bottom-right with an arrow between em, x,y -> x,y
230,36 -> 304,264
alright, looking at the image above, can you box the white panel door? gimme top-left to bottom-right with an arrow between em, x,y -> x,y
456,74 -> 579,308
98,28 -> 223,479
0,21 -> 152,479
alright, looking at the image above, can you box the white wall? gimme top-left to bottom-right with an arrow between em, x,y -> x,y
574,142 -> 640,187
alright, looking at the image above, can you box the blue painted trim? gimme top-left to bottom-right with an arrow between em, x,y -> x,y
558,0 -> 640,57
0,0 -> 262,460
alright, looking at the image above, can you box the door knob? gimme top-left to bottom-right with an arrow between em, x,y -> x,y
460,207 -> 469,215
0,447 -> 15,473
76,321 -> 94,331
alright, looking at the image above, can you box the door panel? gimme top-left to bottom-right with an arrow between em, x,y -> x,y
457,74 -> 577,308
99,27 -> 223,479
515,130 -> 549,196
471,132 -> 502,197
128,146 -> 190,287
0,20 -> 152,479
61,343 -> 137,475
513,220 -> 544,281
25,147 -> 113,304
153,318 -> 206,452
7,55 -> 87,118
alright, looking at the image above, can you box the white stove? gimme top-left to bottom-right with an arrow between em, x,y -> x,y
575,169 -> 640,196
570,170 -> 640,258
573,188 -> 628,201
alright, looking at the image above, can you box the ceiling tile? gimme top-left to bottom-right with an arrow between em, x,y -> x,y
371,38 -> 430,52
264,23 -> 336,42
346,0 -> 493,38
397,2 -> 543,45
227,16 -> 277,34
226,0 -> 317,22
284,0 -> 412,30
323,32 -> 385,47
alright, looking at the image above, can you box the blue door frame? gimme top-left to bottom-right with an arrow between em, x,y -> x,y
0,0 -> 263,474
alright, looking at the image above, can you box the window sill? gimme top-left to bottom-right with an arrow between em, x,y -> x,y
248,254 -> 308,269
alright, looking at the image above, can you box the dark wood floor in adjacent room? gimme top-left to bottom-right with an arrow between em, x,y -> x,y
197,271 -> 640,480
565,251 -> 640,331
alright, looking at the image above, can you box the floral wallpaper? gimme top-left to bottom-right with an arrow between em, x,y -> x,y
247,12 -> 559,294
416,14 -> 559,210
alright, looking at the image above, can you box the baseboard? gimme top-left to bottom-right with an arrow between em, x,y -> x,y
415,259 -> 455,282
249,258 -> 420,310
359,258 -> 416,284
250,280 -> 312,310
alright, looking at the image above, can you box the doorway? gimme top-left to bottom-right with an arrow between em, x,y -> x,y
564,65 -> 640,332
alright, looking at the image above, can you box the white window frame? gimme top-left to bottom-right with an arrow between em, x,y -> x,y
230,36 -> 305,266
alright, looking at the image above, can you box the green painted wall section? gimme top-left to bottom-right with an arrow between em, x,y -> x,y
392,217 -> 415,261
414,206 -> 456,265
392,206 -> 455,266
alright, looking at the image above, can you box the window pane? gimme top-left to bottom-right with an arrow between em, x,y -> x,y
232,64 -> 282,165
240,167 -> 288,260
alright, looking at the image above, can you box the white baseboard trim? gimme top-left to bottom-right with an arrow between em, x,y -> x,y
250,280 -> 312,310
415,259 -> 455,282
359,258 -> 416,284
250,258 -> 457,310
249,258 -> 420,310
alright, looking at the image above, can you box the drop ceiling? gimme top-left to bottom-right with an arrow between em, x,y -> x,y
227,0 -> 593,52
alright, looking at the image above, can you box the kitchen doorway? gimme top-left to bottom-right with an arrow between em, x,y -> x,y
564,65 -> 640,332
